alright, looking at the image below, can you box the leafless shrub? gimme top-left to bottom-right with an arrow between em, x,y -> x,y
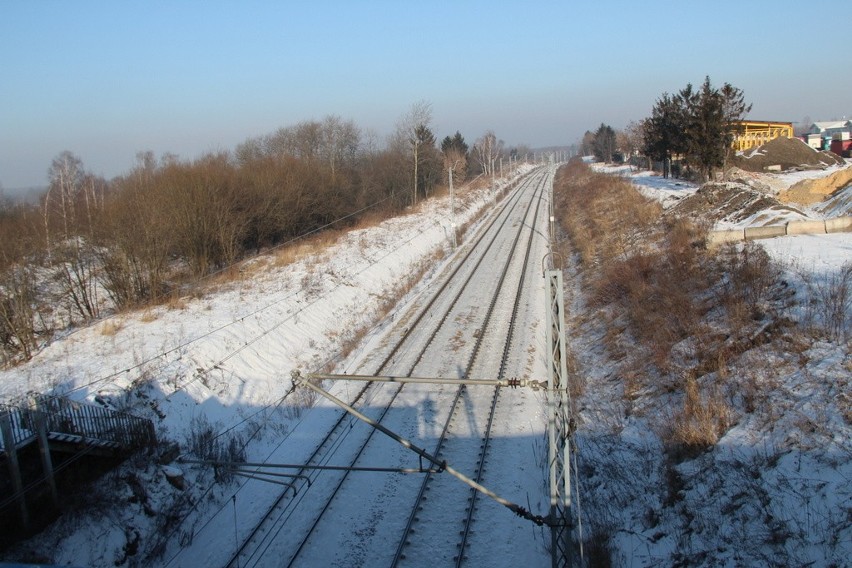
583,528 -> 614,568
591,249 -> 707,375
283,383 -> 319,420
53,239 -> 100,321
300,267 -> 323,298
715,242 -> 782,331
799,262 -> 852,341
186,414 -> 245,476
669,374 -> 732,453
0,265 -> 40,363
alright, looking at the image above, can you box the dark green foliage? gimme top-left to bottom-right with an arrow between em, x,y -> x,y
643,77 -> 750,180
441,131 -> 468,156
643,92 -> 689,178
592,123 -> 617,163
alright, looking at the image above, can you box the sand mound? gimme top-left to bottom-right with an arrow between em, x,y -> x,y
731,137 -> 844,172
778,166 -> 852,205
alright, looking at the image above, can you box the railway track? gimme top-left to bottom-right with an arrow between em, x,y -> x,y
392,170 -> 549,566
225,167 -> 552,568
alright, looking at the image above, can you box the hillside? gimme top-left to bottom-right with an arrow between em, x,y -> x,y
567,161 -> 850,566
0,168 -> 534,565
2,161 -> 850,566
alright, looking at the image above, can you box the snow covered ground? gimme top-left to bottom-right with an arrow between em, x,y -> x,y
570,166 -> 851,567
2,165 -> 555,567
3,163 -> 849,567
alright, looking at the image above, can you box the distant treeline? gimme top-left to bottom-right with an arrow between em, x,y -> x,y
0,109 -> 521,365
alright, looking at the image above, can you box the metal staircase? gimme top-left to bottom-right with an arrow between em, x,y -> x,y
0,394 -> 156,539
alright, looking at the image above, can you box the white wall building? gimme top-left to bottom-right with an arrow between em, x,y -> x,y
806,120 -> 852,148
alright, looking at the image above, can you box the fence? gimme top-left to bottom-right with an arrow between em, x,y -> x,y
0,394 -> 155,455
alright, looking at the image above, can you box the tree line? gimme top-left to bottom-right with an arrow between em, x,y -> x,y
580,76 -> 751,181
0,103 -> 526,365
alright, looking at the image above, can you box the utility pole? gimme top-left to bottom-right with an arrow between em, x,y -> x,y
449,166 -> 457,250
546,264 -> 575,567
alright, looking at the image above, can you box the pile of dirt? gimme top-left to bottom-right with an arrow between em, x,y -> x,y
668,181 -> 804,226
730,136 -> 844,172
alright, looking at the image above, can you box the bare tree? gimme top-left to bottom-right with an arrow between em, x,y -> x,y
0,265 -> 39,362
614,121 -> 644,168
45,152 -> 101,320
320,115 -> 360,182
473,131 -> 502,176
396,100 -> 433,206
45,151 -> 85,250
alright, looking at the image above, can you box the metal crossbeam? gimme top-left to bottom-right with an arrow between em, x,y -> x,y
307,373 -> 546,390
292,371 -> 548,526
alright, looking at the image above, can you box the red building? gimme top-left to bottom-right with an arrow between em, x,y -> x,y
830,137 -> 852,158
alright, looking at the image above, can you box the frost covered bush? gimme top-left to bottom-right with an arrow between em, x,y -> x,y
187,414 -> 246,480
798,261 -> 852,341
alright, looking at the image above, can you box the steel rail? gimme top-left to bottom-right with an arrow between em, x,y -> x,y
455,170 -> 551,565
391,171 -> 549,566
277,171 -> 544,568
226,168 -> 542,568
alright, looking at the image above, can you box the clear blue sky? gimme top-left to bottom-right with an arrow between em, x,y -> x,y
1,0 -> 849,189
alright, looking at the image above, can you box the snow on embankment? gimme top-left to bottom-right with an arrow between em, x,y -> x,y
0,170 -> 525,430
569,162 -> 851,567
0,167 -> 536,566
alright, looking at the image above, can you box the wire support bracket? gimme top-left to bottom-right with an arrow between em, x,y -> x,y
292,370 -> 550,527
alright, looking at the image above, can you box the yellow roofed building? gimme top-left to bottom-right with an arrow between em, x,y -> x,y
730,120 -> 794,152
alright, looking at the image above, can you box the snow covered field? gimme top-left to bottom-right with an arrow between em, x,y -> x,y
2,162 -> 849,567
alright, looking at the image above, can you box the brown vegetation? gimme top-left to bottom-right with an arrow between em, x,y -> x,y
0,114 -> 463,365
554,160 -> 791,454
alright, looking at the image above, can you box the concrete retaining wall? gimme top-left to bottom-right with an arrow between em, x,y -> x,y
787,220 -> 827,235
744,225 -> 786,240
707,229 -> 745,247
708,215 -> 852,247
826,216 -> 852,233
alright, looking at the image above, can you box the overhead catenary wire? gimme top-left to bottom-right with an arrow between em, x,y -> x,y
244,171 -> 540,568
4,169 -> 531,565
159,176 -> 527,566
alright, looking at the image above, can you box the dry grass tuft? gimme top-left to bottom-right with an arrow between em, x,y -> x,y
140,310 -> 158,323
166,294 -> 188,311
670,374 -> 733,452
100,319 -> 124,336
271,230 -> 344,270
